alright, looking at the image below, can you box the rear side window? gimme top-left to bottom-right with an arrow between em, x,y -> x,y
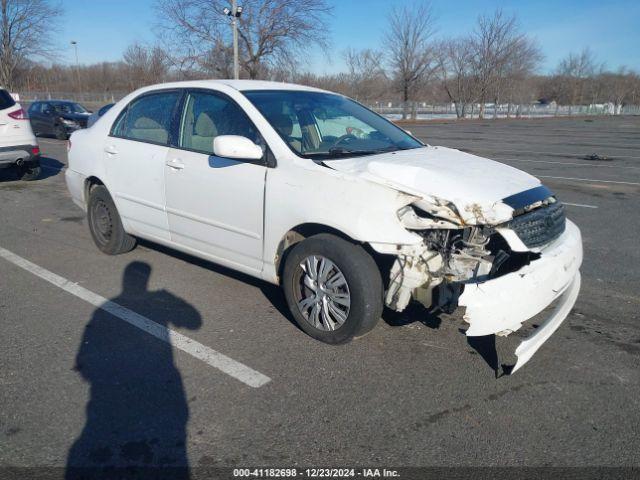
112,91 -> 180,145
0,89 -> 16,110
178,91 -> 261,155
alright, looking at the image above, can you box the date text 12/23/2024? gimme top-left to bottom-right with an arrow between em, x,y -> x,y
233,468 -> 400,478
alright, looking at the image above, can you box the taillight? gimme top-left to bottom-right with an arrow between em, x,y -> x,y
31,146 -> 40,156
8,107 -> 28,120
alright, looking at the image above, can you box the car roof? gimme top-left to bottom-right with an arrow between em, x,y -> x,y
42,100 -> 80,104
140,79 -> 331,94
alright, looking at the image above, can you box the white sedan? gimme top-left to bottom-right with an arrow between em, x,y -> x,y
65,80 -> 582,372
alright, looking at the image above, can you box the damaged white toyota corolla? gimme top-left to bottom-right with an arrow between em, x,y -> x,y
65,80 -> 582,372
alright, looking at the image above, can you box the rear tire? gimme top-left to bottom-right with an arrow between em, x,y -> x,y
282,233 -> 383,344
18,165 -> 41,181
55,125 -> 68,140
87,185 -> 136,255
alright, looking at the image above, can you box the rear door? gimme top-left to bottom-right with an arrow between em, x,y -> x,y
164,89 -> 267,272
103,90 -> 181,240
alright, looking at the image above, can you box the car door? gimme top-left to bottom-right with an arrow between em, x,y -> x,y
164,89 -> 267,272
27,102 -> 44,134
41,103 -> 58,135
103,90 -> 181,240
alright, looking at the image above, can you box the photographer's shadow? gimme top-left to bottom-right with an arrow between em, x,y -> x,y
66,262 -> 201,479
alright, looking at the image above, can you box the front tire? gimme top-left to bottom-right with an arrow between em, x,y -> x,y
87,185 -> 136,255
282,234 -> 383,344
55,125 -> 68,140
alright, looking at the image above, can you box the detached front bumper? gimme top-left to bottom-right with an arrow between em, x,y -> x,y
459,219 -> 583,372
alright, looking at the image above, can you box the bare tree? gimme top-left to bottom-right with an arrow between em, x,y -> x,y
0,0 -> 62,90
493,36 -> 543,117
123,42 -> 170,89
155,0 -> 332,79
438,38 -> 477,118
553,48 -> 599,109
469,10 -> 538,118
595,67 -> 638,114
343,48 -> 387,103
384,1 -> 438,119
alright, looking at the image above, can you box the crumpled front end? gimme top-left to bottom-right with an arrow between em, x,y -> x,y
459,220 -> 582,372
371,187 -> 583,373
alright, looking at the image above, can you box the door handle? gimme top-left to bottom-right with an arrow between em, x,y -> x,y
104,145 -> 118,155
166,158 -> 185,170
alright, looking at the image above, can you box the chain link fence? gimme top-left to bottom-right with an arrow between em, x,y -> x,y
15,91 -> 640,120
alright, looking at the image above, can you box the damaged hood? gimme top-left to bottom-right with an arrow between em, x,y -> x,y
327,146 -> 541,225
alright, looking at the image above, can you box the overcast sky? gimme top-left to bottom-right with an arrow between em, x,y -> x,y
60,0 -> 640,74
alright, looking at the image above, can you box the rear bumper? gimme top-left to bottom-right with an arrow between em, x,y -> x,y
459,219 -> 583,371
0,144 -> 40,169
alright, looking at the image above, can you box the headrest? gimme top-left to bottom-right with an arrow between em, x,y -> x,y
195,113 -> 217,137
269,113 -> 293,136
133,117 -> 162,129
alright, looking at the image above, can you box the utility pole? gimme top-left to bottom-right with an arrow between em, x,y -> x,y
232,0 -> 239,80
223,2 -> 243,79
70,40 -> 80,95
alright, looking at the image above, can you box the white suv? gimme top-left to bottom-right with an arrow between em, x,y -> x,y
65,80 -> 583,372
0,89 -> 41,180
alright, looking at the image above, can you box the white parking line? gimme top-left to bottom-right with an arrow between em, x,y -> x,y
537,175 -> 640,186
0,246 -> 271,388
563,202 -> 598,209
496,158 -> 640,170
472,147 -> 640,160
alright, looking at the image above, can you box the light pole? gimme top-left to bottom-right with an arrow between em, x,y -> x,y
223,2 -> 243,79
70,40 -> 80,94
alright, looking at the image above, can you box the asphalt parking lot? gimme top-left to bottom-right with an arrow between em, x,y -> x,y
1,116 -> 639,473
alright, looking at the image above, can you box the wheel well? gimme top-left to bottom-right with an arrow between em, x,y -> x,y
84,176 -> 104,204
274,223 -> 395,291
274,223 -> 357,278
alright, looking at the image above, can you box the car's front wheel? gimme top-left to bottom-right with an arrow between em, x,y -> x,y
282,234 -> 383,344
55,124 -> 68,140
87,185 -> 136,255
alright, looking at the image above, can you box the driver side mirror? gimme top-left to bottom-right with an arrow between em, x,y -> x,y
213,135 -> 263,161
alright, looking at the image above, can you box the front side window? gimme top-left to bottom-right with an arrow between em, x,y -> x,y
52,102 -> 87,114
178,91 -> 261,155
112,91 -> 180,145
243,90 -> 423,159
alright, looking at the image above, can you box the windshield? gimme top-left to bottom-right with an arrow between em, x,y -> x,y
52,102 -> 88,114
243,90 -> 423,159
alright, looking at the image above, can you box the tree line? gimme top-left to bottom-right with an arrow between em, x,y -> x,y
2,0 -> 639,118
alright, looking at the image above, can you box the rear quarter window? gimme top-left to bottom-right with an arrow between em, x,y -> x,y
0,89 -> 16,110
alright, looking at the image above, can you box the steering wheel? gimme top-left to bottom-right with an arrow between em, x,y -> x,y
330,134 -> 357,149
